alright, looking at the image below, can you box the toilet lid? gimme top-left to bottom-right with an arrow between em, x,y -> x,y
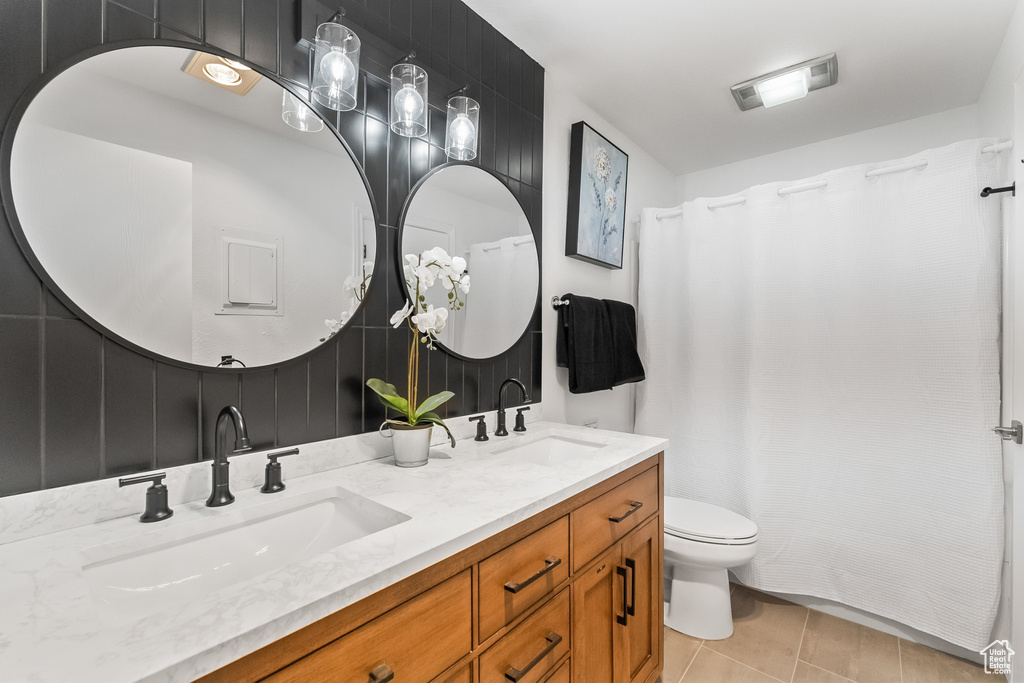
664,497 -> 758,543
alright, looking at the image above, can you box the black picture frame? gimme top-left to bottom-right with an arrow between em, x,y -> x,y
565,121 -> 629,269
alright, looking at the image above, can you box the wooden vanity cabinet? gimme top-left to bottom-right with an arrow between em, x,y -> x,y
200,454 -> 663,683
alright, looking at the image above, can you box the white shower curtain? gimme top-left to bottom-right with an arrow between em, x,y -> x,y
636,139 -> 1005,650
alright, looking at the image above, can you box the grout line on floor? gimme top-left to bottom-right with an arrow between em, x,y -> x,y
711,648 -> 790,683
800,661 -> 857,683
789,608 -> 810,683
897,637 -> 904,683
679,642 -> 701,682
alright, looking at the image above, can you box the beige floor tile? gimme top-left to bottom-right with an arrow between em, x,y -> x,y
663,627 -> 703,683
682,648 -> 784,683
899,639 -> 991,683
702,586 -> 809,681
799,611 -> 900,683
792,661 -> 855,683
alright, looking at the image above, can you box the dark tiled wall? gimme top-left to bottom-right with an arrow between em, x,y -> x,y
0,0 -> 544,497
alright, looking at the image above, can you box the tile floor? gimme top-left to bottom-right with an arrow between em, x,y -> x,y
663,585 -> 993,683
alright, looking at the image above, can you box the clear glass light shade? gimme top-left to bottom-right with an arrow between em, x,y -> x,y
390,63 -> 428,137
281,91 -> 324,132
311,21 -> 360,111
756,68 -> 810,108
445,96 -> 480,160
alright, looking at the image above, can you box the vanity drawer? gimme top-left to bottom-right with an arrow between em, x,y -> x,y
433,662 -> 474,683
479,516 -> 570,641
480,588 -> 570,683
571,466 -> 659,572
544,659 -> 570,683
267,570 -> 471,683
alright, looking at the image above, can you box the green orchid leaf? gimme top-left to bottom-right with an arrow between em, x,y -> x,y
418,411 -> 455,448
366,379 -> 412,420
414,391 -> 455,420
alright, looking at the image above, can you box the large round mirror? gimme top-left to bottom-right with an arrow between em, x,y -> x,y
6,46 -> 376,368
401,165 -> 538,359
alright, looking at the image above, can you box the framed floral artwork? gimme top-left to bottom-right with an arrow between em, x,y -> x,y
565,121 -> 629,268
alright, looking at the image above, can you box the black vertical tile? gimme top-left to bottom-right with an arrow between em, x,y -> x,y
494,34 -> 509,98
156,363 -> 199,468
308,341 -> 338,441
0,318 -> 41,495
103,341 -> 154,475
427,348 -> 447,417
240,368 -> 276,449
276,360 -> 308,445
364,328 -> 387,430
411,0 -> 431,46
478,87 -> 495,171
428,106 -> 446,149
478,359 -> 495,412
200,371 -> 240,460
509,46 -> 523,105
44,318 -> 101,488
521,55 -> 535,113
365,75 -> 390,123
105,3 -> 156,42
280,35 -> 310,85
337,326 -> 363,434
0,0 -> 41,124
449,1 -> 466,69
44,0 -> 101,70
494,96 -> 509,177
386,327 -> 412,410
159,0 -> 203,39
365,118 -> 391,220
464,363 -> 480,414
466,11 -> 481,81
531,332 -> 542,402
411,136 -> 431,188
391,0 -> 411,38
429,144 -> 447,172
521,115 -> 534,188
386,227 -> 409,320
534,63 -> 545,117
480,21 -> 495,88
337,108 -> 366,166
204,0 -> 242,54
44,290 -> 75,318
533,117 -> 544,186
0,218 -> 41,314
445,355 -> 464,416
388,132 -> 410,228
114,0 -> 154,17
508,106 -> 522,181
363,1 -> 390,42
242,0 -> 277,71
364,222 -> 390,327
430,0 -> 449,61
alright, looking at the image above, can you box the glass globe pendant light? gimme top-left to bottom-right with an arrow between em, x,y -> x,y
311,14 -> 360,112
445,93 -> 480,160
281,90 -> 324,133
390,60 -> 428,138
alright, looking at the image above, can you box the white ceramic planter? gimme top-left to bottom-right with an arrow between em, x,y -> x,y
380,422 -> 432,467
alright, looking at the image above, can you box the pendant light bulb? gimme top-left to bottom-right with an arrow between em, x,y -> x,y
394,83 -> 424,123
449,112 -> 476,149
320,48 -> 357,92
389,62 -> 428,137
444,95 -> 480,160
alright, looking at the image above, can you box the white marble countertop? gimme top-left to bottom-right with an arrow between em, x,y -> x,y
0,421 -> 666,682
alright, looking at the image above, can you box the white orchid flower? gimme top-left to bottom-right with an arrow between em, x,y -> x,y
459,274 -> 471,294
441,275 -> 454,290
390,300 -> 413,328
362,260 -> 374,275
324,312 -> 349,334
412,304 -> 448,334
450,255 -> 467,274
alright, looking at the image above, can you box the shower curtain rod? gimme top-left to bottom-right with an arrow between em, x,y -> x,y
634,139 -> 1015,225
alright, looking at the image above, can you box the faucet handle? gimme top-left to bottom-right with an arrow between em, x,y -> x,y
261,448 -> 300,494
469,415 -> 489,441
514,406 -> 531,432
119,472 -> 174,523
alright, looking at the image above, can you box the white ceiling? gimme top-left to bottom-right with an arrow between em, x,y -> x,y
462,0 -> 1018,175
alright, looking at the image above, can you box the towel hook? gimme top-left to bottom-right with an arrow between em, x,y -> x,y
551,296 -> 570,309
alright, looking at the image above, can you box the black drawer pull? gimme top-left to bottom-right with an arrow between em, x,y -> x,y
504,632 -> 563,682
616,566 -> 629,626
608,500 -> 643,523
504,556 -> 562,593
369,664 -> 394,683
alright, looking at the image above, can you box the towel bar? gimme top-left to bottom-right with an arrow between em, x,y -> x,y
551,296 -> 570,309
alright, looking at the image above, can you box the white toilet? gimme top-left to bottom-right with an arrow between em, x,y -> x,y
663,496 -> 759,640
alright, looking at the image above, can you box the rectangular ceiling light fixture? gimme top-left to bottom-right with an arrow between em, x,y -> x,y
731,53 -> 838,111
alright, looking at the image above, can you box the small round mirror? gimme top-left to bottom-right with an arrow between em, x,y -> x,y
400,165 -> 538,359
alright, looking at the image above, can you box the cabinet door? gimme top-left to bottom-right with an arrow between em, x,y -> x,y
621,517 -> 661,683
571,546 -> 627,683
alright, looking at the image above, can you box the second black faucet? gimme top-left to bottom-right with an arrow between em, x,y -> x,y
495,378 -> 530,436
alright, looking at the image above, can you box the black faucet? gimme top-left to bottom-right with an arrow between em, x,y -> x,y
206,405 -> 251,507
495,378 -> 530,436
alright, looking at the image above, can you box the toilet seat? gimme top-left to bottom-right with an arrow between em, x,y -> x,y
664,497 -> 758,545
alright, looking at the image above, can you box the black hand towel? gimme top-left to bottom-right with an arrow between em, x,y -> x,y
556,294 -> 645,394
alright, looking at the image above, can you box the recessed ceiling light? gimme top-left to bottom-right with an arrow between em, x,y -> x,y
203,62 -> 242,86
219,56 -> 251,72
731,53 -> 838,111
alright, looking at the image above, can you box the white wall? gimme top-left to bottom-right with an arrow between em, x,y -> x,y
541,72 -> 677,431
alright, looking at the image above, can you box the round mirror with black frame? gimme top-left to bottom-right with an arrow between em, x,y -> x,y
399,164 -> 539,360
2,44 -> 378,370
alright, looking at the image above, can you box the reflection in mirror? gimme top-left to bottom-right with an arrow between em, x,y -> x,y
402,165 -> 538,359
9,46 -> 376,368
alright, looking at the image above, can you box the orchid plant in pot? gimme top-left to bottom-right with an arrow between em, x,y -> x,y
366,247 -> 470,467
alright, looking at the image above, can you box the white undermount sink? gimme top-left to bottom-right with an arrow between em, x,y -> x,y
80,486 -> 409,617
491,431 -> 610,464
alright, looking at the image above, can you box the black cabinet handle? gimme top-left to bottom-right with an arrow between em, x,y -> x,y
609,500 -> 643,523
368,664 -> 394,683
616,565 -> 629,626
625,557 -> 637,617
504,556 -> 562,594
504,632 -> 562,682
